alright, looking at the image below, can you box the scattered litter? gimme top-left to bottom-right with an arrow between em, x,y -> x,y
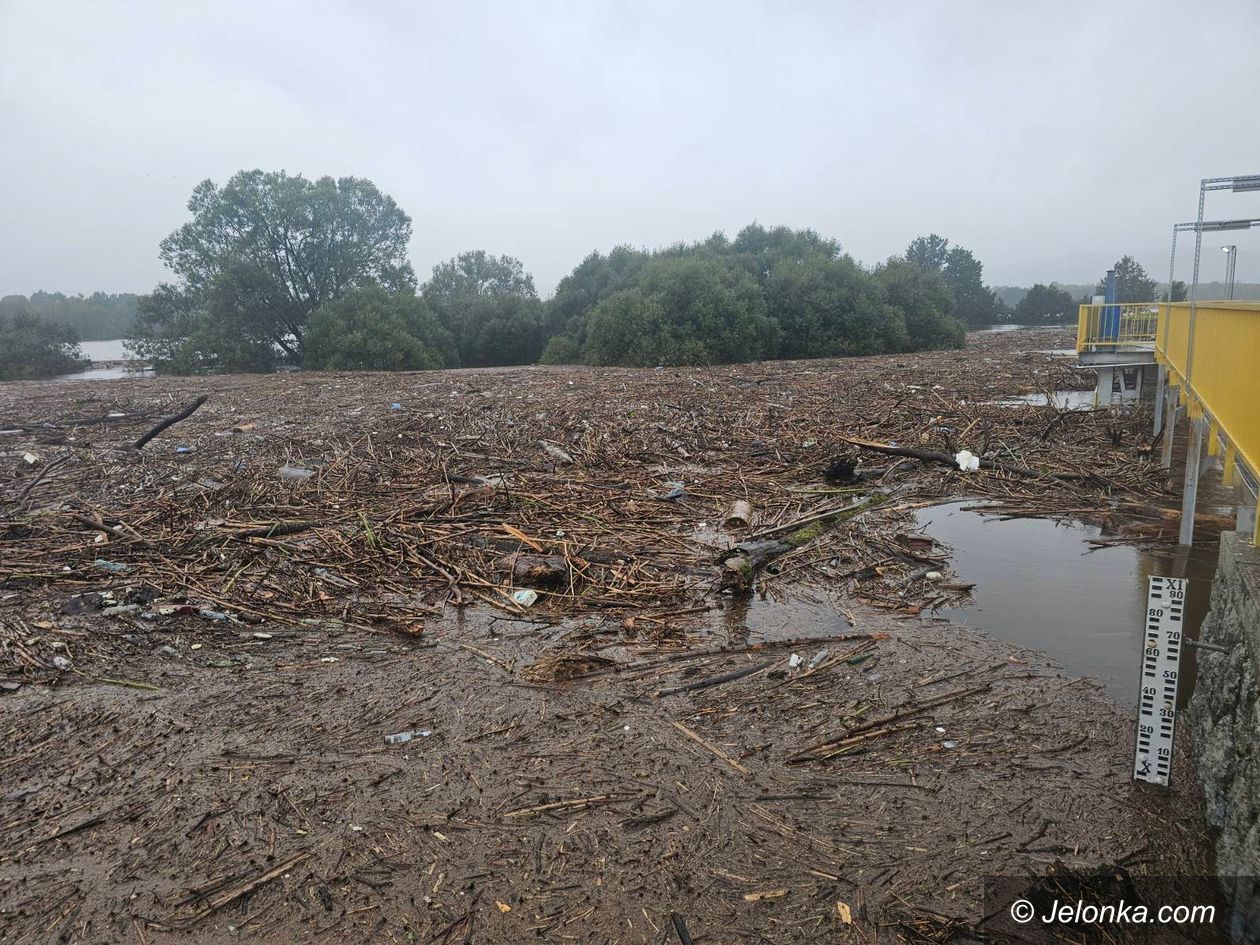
384,729 -> 432,745
787,653 -> 803,669
93,559 -> 131,574
925,571 -> 944,581
540,441 -> 574,465
807,648 -> 829,668
723,499 -> 753,528
278,465 -> 315,480
51,656 -> 72,671
661,481 -> 686,501
954,450 -> 980,472
100,604 -> 141,617
511,589 -> 539,608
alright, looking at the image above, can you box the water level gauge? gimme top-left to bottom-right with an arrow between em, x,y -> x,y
1134,576 -> 1186,786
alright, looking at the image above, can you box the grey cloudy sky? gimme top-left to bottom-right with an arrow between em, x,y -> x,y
3,0 -> 1259,297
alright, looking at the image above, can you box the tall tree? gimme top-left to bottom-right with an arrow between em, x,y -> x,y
422,251 -> 544,367
131,170 -> 415,370
1015,283 -> 1076,323
766,254 -> 908,358
1096,255 -> 1157,303
876,258 -> 965,349
942,246 -> 997,326
583,256 -> 776,367
1162,280 -> 1188,302
905,234 -> 950,272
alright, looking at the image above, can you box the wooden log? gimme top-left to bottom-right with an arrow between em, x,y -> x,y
511,553 -> 570,589
722,499 -> 753,529
131,395 -> 209,450
839,435 -> 1090,482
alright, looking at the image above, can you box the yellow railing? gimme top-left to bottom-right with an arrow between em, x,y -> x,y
1076,303 -> 1159,351
1156,301 -> 1260,512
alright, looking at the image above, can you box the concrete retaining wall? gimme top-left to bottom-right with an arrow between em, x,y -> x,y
1189,530 -> 1260,923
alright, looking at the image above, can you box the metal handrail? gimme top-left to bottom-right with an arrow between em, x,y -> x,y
1076,303 -> 1159,351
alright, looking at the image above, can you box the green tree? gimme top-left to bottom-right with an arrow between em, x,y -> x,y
942,246 -> 997,326
875,258 -> 965,350
0,312 -> 87,380
422,251 -> 544,366
731,223 -> 841,282
1015,283 -> 1076,323
542,245 -> 648,356
765,254 -> 908,358
1162,280 -> 1188,302
905,234 -> 950,272
1096,255 -> 1157,303
131,170 -> 415,371
0,292 -> 139,340
584,256 -> 776,366
305,287 -> 452,371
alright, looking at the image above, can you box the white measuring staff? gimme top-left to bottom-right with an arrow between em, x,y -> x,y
1133,575 -> 1186,786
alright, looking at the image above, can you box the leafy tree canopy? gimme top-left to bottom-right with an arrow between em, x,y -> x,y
1096,255 -> 1157,303
0,311 -> 87,380
1015,283 -> 1076,323
422,251 -> 544,367
875,258 -> 966,350
942,246 -> 998,326
305,286 -> 452,371
905,234 -> 950,272
766,254 -> 908,358
131,170 -> 415,371
584,256 -> 776,367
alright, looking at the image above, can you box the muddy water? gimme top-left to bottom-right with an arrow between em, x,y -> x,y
915,501 -> 1217,706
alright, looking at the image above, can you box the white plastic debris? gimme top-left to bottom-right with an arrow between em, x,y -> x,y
22,452 -> 40,465
954,450 -> 980,472
788,653 -> 803,669
52,655 -> 72,671
925,571 -> 944,582
808,649 -> 829,668
511,589 -> 539,607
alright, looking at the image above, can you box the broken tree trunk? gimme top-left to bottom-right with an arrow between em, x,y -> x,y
132,395 -> 209,450
839,435 -> 1091,482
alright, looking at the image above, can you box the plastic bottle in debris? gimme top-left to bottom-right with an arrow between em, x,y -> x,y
384,729 -> 432,745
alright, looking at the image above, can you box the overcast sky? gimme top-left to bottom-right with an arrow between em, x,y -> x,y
3,0 -> 1259,297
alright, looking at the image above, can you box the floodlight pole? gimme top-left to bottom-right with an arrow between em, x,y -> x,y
1222,244 -> 1238,299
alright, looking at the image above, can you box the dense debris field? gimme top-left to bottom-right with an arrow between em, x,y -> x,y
0,330 -> 1219,943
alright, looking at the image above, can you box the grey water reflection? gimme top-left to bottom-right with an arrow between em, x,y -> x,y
914,501 -> 1217,706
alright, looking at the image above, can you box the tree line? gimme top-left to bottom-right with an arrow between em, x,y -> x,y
0,291 -> 139,340
4,168 -> 1184,380
122,170 -> 1025,374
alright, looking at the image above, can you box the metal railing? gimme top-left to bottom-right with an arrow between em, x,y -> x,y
1156,301 -> 1260,525
1076,303 -> 1160,351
